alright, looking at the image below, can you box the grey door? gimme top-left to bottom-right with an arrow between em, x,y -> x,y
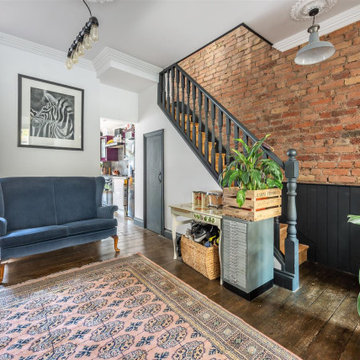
144,130 -> 164,234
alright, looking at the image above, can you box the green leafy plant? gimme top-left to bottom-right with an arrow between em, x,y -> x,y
219,134 -> 283,207
347,214 -> 360,316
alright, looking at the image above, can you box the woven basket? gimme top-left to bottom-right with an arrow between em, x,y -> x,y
180,235 -> 220,280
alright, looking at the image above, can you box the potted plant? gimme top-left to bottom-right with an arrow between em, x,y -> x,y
347,215 -> 360,316
219,134 -> 284,221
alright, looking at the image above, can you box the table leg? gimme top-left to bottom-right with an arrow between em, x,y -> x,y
172,213 -> 178,260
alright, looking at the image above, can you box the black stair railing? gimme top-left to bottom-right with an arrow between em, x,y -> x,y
158,63 -> 300,291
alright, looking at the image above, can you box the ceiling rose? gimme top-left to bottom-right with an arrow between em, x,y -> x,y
290,0 -> 337,21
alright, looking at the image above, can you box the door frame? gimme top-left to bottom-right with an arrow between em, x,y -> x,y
143,129 -> 164,235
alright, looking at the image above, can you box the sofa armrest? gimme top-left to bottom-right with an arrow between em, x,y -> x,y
0,218 -> 7,236
97,206 -> 118,219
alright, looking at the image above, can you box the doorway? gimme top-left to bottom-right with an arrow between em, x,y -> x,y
144,129 -> 164,235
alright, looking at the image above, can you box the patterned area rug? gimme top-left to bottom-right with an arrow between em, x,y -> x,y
0,254 -> 301,360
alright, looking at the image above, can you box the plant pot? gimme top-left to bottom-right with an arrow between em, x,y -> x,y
223,187 -> 282,221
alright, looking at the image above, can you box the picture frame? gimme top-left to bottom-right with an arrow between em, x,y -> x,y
18,74 -> 84,151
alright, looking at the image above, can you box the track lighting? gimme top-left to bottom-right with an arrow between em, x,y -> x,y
66,0 -> 99,70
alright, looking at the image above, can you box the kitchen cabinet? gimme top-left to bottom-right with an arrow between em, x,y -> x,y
100,136 -> 118,162
113,177 -> 127,213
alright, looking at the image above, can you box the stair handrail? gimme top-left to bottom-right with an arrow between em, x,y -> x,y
159,64 -> 285,169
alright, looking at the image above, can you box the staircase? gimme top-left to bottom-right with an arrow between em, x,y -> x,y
158,64 -> 301,291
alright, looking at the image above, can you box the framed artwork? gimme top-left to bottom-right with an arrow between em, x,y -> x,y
18,74 -> 84,151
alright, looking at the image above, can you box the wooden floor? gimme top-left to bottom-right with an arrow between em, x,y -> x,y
1,215 -> 359,360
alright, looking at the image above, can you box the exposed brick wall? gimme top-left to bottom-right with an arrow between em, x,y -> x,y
178,22 -> 360,184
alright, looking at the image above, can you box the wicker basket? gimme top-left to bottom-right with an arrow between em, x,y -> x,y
180,235 -> 220,280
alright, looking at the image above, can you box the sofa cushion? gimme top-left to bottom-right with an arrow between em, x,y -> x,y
0,225 -> 68,249
64,218 -> 117,236
54,178 -> 97,224
0,178 -> 57,231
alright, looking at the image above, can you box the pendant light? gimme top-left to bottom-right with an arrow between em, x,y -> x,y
65,0 -> 99,70
295,8 -> 335,65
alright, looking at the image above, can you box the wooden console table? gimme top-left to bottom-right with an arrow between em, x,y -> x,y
169,203 -> 224,284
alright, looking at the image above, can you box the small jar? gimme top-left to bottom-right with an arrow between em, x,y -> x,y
192,191 -> 202,206
207,191 -> 223,208
200,192 -> 209,207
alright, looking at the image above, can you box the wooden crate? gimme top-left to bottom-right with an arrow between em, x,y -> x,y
223,187 -> 282,222
180,235 -> 220,280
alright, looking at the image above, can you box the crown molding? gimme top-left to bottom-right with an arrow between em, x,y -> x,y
93,47 -> 162,82
273,4 -> 360,52
0,31 -> 94,71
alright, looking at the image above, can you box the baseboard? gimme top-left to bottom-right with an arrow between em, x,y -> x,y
134,217 -> 144,228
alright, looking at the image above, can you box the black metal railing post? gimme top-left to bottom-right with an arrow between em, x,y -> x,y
285,149 -> 299,291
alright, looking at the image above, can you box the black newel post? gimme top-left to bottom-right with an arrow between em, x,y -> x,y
285,149 -> 299,291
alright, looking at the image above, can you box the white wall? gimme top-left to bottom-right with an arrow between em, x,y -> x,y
135,84 -> 221,231
99,84 -> 138,124
0,44 -> 100,177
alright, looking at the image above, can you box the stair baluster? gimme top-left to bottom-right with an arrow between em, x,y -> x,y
243,134 -> 249,156
234,125 -> 239,152
226,116 -> 231,164
211,103 -> 216,170
167,69 -> 170,113
218,109 -> 223,174
192,84 -> 196,147
171,69 -> 175,121
186,78 -> 191,138
204,96 -> 209,159
181,73 -> 185,133
198,91 -> 203,156
176,69 -> 180,127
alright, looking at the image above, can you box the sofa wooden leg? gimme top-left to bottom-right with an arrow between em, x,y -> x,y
112,235 -> 120,253
0,263 -> 4,283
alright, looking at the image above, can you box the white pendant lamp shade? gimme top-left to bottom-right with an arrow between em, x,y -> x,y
295,25 -> 335,65
294,7 -> 335,66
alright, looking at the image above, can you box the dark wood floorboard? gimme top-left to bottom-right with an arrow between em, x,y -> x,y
1,216 -> 359,360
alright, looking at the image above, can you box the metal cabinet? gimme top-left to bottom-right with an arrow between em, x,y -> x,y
221,216 -> 274,300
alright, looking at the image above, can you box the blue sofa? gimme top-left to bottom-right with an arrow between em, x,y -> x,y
0,176 -> 118,282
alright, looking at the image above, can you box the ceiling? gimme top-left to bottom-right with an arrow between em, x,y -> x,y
0,0 -> 358,68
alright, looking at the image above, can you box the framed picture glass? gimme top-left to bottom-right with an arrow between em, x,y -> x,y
18,74 -> 84,151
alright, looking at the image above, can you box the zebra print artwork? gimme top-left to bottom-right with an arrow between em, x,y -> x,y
30,87 -> 75,140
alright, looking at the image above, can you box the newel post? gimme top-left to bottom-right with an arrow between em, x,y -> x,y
285,149 -> 299,291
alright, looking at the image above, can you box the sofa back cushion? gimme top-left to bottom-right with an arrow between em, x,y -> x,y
54,177 -> 97,224
0,178 -> 57,231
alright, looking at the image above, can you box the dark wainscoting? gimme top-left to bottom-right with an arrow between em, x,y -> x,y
281,183 -> 360,276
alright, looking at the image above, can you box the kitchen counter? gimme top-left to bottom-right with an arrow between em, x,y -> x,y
102,175 -> 128,179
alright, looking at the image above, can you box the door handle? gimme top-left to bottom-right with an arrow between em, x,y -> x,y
158,171 -> 162,183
